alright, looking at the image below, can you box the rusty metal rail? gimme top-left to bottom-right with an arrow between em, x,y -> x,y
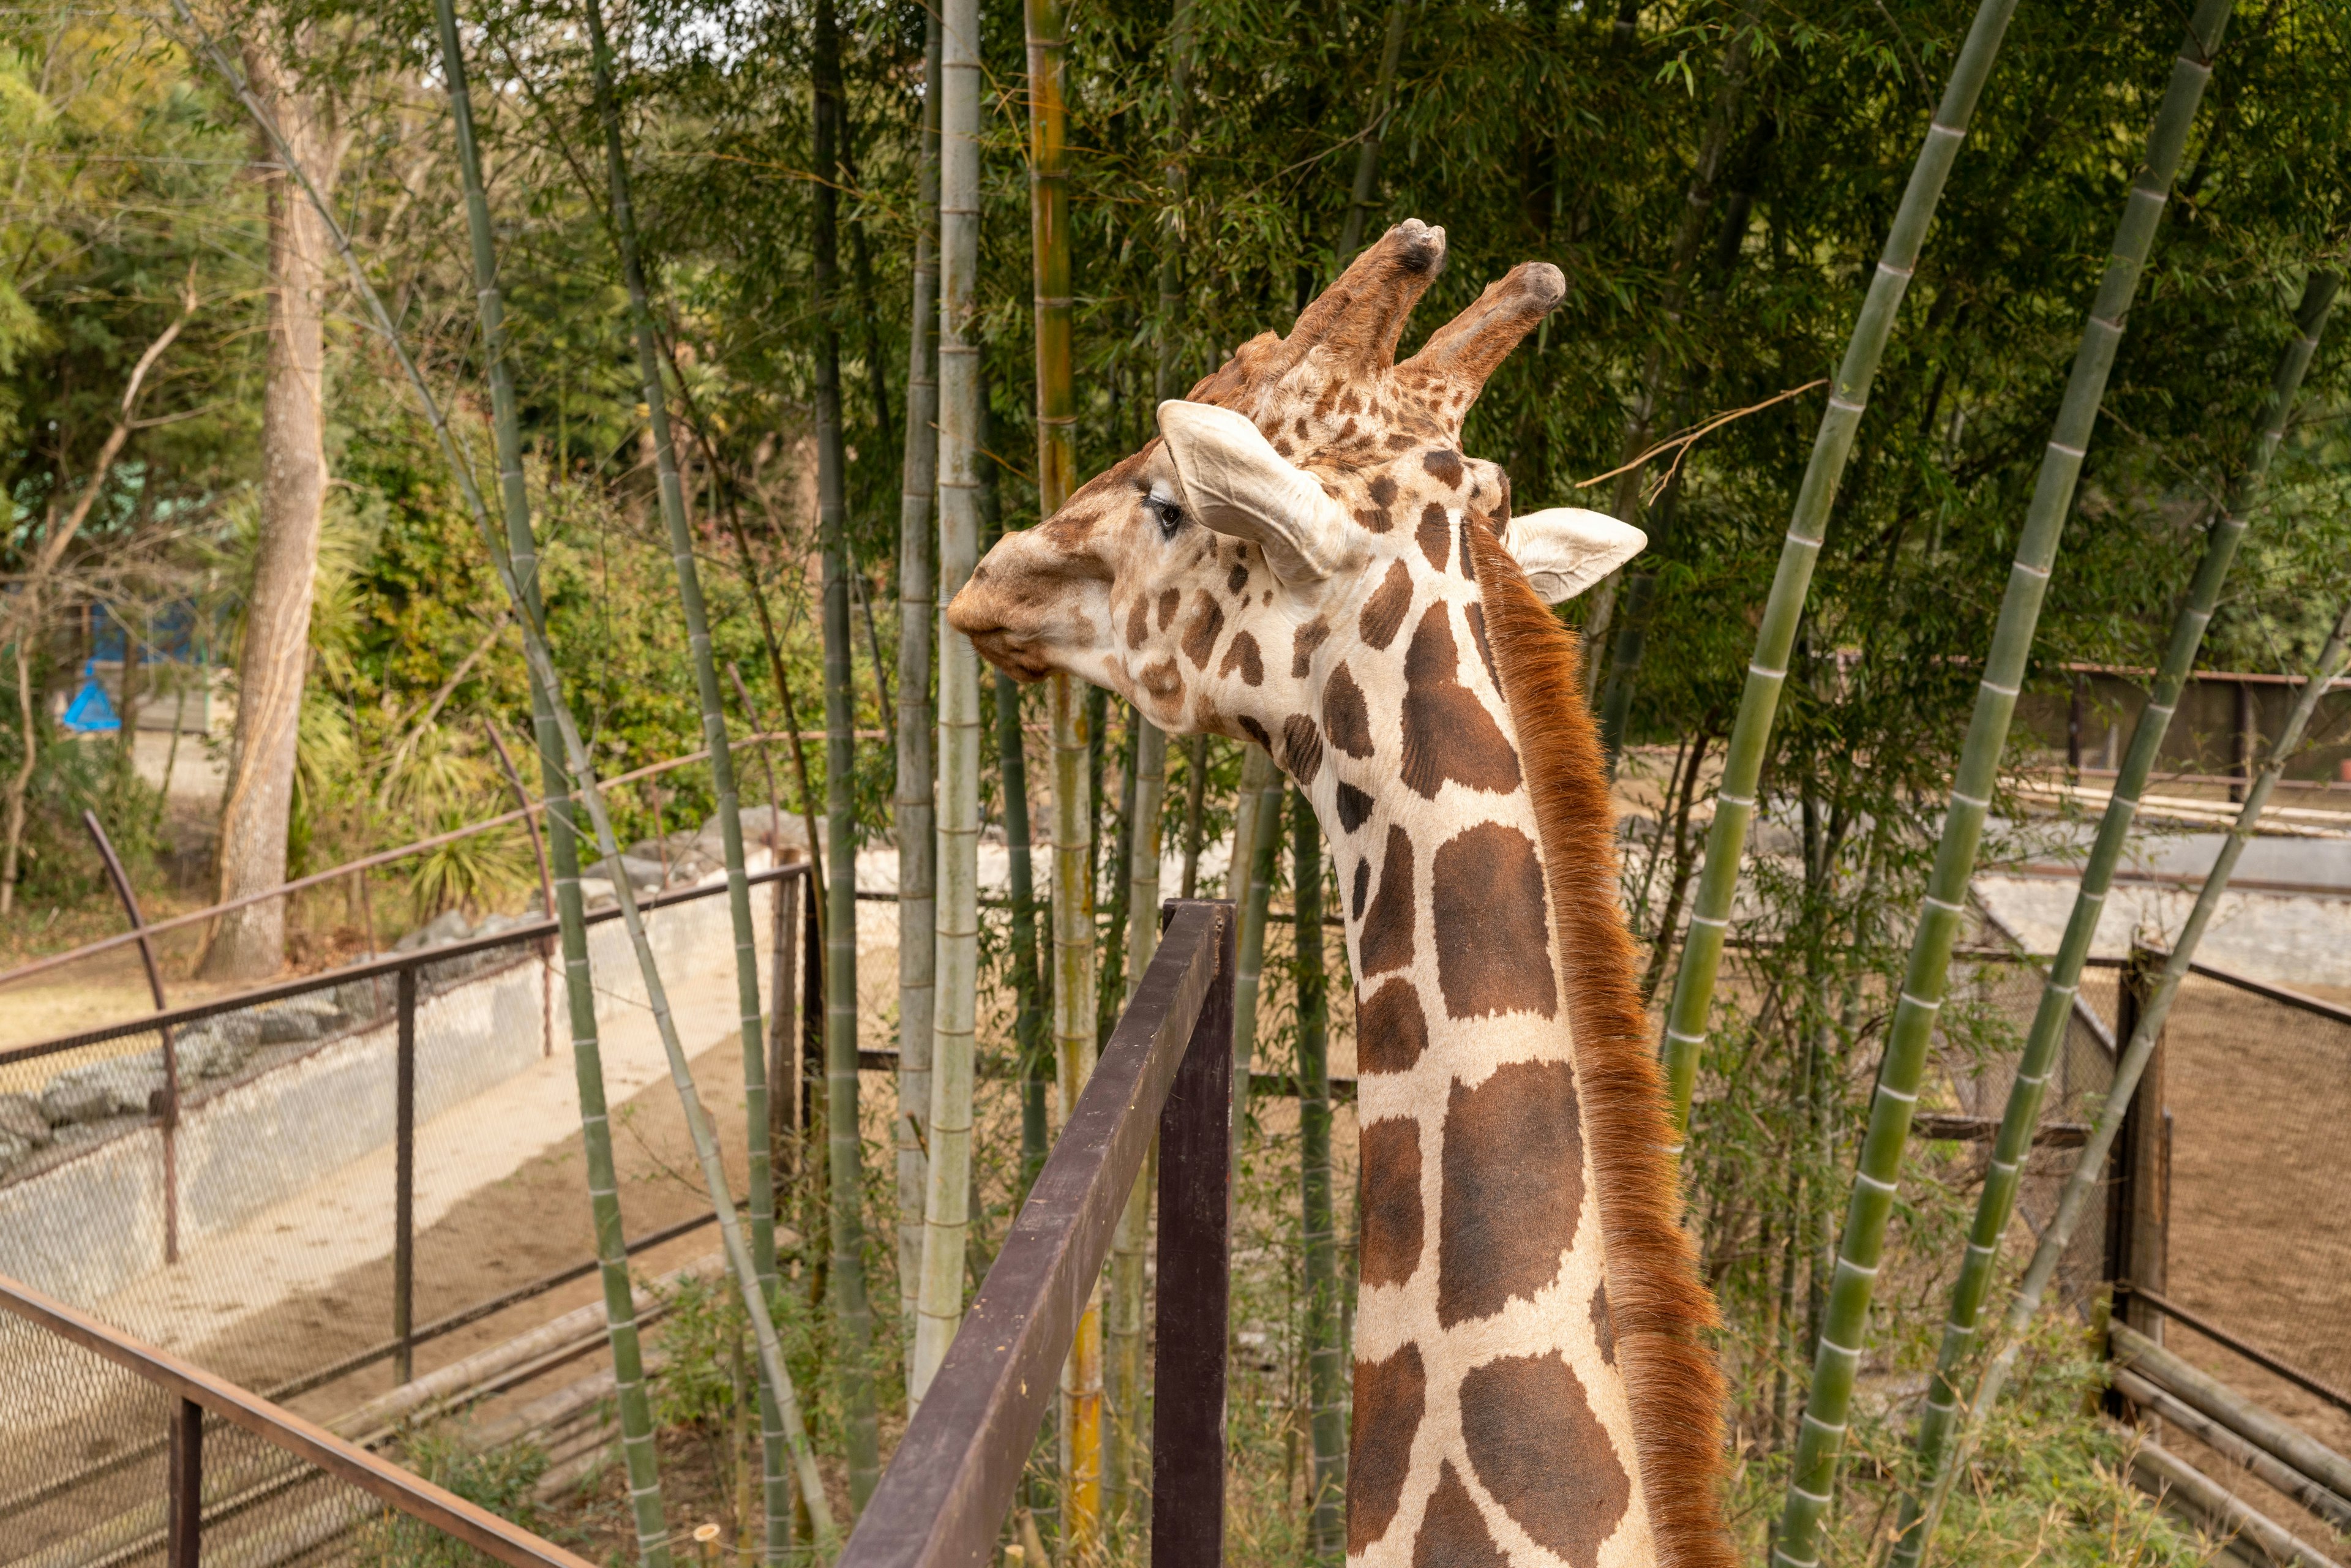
839,899 -> 1235,1568
0,1272 -> 596,1568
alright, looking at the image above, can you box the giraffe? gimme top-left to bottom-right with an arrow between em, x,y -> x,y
948,219 -> 1730,1568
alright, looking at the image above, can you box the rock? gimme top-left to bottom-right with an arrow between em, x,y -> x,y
170,1021 -> 256,1079
0,1093 -> 53,1149
0,1128 -> 38,1176
40,1058 -> 165,1124
577,876 -> 618,908
666,850 -> 722,886
255,1007 -> 323,1046
724,805 -> 809,853
392,907 -> 474,953
588,854 -> 666,891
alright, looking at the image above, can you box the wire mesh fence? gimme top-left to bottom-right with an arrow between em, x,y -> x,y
0,863 -> 810,1566
1939,947 -> 2120,1316
0,1281 -> 591,1568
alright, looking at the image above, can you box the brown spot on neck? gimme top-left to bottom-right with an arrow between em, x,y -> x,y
1291,617 -> 1332,678
1359,560 -> 1414,651
1437,1058 -> 1582,1326
1400,604 -> 1522,799
1413,1462 -> 1509,1568
1322,661 -> 1375,759
1357,975 -> 1428,1073
1358,823 -> 1415,977
1461,1351 -> 1630,1568
1430,820 -> 1555,1019
1417,503 -> 1452,571
1358,1117 -> 1424,1289
1348,1344 -> 1427,1554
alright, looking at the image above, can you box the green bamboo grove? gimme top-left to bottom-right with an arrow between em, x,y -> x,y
1772,2 -> 2237,1556
64,0 -> 2351,1560
1657,0 -> 2022,1140
1888,266 -> 2340,1567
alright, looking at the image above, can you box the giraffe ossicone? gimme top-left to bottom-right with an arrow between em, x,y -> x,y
950,217 -> 1732,1568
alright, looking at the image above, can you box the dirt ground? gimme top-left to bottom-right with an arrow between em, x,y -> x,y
2142,973 -> 2351,1555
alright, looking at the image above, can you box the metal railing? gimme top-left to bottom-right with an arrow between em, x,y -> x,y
0,1270 -> 594,1568
840,899 -> 1235,1568
2,863 -> 809,1319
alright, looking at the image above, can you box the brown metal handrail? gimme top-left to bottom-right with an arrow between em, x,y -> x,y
0,729 -> 851,992
840,899 -> 1235,1568
1,859 -> 810,1068
0,1272 -> 596,1568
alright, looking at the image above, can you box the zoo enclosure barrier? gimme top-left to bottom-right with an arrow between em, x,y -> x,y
0,1270 -> 593,1568
0,859 -> 814,1400
839,899 -> 1237,1568
2082,948 -> 2351,1559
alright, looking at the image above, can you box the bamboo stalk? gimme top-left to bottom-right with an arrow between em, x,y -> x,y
1582,9 -> 1758,697
1889,266 -> 2338,1568
1000,669 -> 1050,1202
1293,789 -> 1345,1559
418,8 -> 676,1558
1098,714 -> 1138,1040
1774,7 -> 2233,1556
1916,588 -> 2351,1561
1658,0 -> 2022,1142
811,0 -> 880,1506
1178,736 -> 1209,898
1106,718 -> 1166,1514
1156,0 -> 1195,408
1228,742 -> 1284,1184
197,0 -> 841,1550
578,5 -> 790,1552
912,0 -> 983,1413
894,0 -> 944,1392
1334,0 -> 1408,266
1024,0 -> 1099,1541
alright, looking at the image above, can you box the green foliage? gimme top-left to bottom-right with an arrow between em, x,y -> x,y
359,1430 -> 552,1568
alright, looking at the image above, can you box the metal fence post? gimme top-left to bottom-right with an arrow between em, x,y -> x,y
771,864 -> 800,1184
83,809 -> 178,1264
1150,901 -> 1234,1568
2105,943 -> 2169,1419
801,869 -> 823,1157
395,963 -> 418,1384
167,1394 -> 201,1568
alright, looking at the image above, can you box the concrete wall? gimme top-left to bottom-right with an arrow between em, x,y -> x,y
0,869 -> 779,1308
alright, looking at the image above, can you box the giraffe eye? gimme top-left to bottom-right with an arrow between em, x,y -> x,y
1146,497 -> 1183,539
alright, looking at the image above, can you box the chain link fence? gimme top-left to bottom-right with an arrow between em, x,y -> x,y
0,863 -> 810,1567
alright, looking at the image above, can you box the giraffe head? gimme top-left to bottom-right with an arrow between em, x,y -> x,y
947,219 -> 1643,754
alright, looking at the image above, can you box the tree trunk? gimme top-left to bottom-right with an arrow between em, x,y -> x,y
206,39 -> 342,979
812,0 -> 880,1505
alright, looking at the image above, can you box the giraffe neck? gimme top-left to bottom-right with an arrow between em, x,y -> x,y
1301,530 -> 1660,1568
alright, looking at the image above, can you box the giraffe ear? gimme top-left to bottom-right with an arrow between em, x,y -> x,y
1157,400 -> 1356,585
1502,508 -> 1646,603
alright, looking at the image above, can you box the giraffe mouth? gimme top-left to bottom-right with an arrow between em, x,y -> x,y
962,624 -> 1054,683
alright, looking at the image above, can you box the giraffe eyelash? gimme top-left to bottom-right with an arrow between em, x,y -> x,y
1144,495 -> 1184,539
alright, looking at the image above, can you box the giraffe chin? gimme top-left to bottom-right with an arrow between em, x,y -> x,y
961,625 -> 1056,683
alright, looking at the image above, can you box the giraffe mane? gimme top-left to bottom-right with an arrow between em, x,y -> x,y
1466,517 -> 1734,1568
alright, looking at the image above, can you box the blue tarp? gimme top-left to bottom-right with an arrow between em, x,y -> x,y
61,662 -> 120,732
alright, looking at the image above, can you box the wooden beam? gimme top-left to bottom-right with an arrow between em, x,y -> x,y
2114,1323 -> 2351,1504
